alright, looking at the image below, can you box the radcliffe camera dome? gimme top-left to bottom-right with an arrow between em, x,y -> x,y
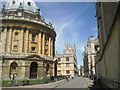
1,0 -> 54,28
5,0 -> 39,13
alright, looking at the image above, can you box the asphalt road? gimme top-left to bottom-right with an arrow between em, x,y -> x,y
54,77 -> 92,88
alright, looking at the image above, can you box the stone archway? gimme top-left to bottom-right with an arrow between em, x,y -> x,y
30,62 -> 38,79
9,62 -> 18,80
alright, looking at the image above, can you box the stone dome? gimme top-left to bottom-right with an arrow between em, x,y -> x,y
5,0 -> 39,13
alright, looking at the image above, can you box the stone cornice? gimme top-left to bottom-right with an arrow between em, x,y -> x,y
0,53 -> 54,61
0,18 -> 56,38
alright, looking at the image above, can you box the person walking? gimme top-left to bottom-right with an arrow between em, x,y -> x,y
71,75 -> 74,79
66,75 -> 69,82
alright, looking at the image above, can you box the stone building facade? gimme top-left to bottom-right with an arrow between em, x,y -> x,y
80,66 -> 84,76
55,44 -> 78,76
83,36 -> 99,77
95,2 -> 119,88
0,0 -> 56,80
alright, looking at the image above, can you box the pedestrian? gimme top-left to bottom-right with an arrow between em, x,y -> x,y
89,74 -> 91,80
93,74 -> 97,81
66,76 -> 69,82
71,75 -> 74,79
97,74 -> 100,83
93,74 -> 97,85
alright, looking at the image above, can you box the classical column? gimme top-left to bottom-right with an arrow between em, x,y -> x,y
20,28 -> 24,52
2,26 -> 7,52
42,33 -> 45,55
38,32 -> 42,54
53,39 -> 55,57
24,29 -> 29,53
28,33 -> 32,53
52,63 -> 55,76
50,38 -> 53,57
7,26 -> 13,52
48,37 -> 51,56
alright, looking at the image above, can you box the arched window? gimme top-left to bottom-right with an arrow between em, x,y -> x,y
9,62 -> 18,80
30,62 -> 38,79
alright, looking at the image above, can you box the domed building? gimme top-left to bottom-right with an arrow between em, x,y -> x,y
0,0 -> 57,80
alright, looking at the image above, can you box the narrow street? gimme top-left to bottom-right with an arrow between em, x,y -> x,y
54,77 -> 92,88
2,77 -> 95,89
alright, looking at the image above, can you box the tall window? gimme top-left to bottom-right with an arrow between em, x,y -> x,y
66,70 -> 70,74
57,64 -> 61,67
58,70 -> 61,74
9,62 -> 17,80
66,57 -> 69,61
32,34 -> 36,42
31,47 -> 36,52
14,32 -> 19,40
66,63 -> 69,67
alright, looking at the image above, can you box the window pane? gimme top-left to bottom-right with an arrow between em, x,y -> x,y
31,47 -> 35,51
66,57 -> 69,61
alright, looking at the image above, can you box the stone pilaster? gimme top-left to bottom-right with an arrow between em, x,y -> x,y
20,28 -> 24,52
29,33 -> 32,53
7,27 -> 13,52
52,63 -> 55,76
21,61 -> 26,79
2,26 -> 7,52
38,32 -> 42,54
51,38 -> 53,57
42,33 -> 45,55
48,37 -> 51,56
24,29 -> 29,53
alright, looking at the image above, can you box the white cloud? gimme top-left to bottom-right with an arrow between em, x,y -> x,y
59,19 -> 74,32
55,17 -> 75,53
79,43 -> 85,52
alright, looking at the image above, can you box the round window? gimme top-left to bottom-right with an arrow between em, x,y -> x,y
12,0 -> 16,4
28,2 -> 31,6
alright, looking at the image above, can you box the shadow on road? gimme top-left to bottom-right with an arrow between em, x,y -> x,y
88,81 -> 111,90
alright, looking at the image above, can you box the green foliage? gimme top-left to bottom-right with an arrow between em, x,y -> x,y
29,79 -> 43,85
1,79 -> 44,87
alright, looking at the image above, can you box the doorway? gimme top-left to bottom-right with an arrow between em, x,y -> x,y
30,62 -> 38,79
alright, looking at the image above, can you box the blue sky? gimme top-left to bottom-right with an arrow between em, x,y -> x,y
1,1 -> 98,68
36,2 -> 98,67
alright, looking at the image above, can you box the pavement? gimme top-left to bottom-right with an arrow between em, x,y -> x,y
54,77 -> 92,88
2,77 -> 103,89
